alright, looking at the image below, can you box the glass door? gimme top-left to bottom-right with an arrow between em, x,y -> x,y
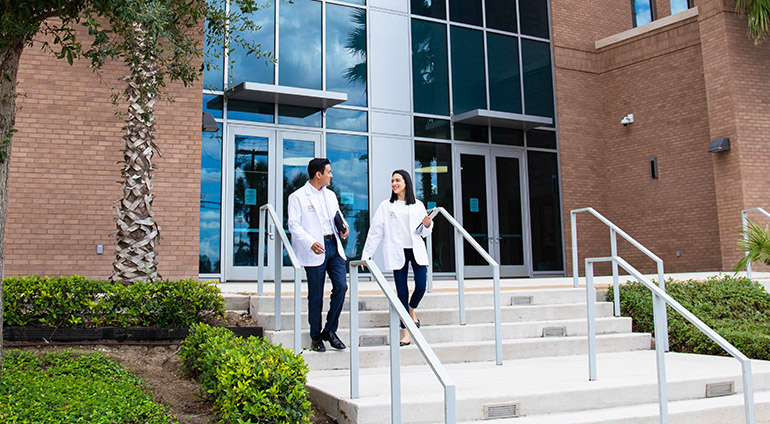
455,145 -> 530,278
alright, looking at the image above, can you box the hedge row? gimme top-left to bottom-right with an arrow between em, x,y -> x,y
607,275 -> 770,360
3,275 -> 225,328
179,323 -> 312,424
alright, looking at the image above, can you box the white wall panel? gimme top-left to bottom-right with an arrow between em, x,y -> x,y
371,111 -> 411,137
369,0 -> 408,14
369,10 -> 411,113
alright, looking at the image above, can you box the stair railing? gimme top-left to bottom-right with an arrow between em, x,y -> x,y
425,206 -> 503,365
741,208 -> 770,281
571,207 -> 669,351
349,258 -> 457,424
584,256 -> 755,424
256,203 -> 302,353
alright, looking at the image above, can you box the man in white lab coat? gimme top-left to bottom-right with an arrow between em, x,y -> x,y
287,158 -> 349,352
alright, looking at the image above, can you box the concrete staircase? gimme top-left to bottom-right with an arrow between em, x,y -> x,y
244,284 -> 770,423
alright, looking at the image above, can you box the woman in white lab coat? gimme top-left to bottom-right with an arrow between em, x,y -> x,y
361,170 -> 433,346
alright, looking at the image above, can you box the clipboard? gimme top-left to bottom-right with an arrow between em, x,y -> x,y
415,208 -> 439,232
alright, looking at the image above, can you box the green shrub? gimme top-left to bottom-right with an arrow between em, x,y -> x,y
180,323 -> 312,423
3,275 -> 225,327
0,349 -> 176,423
607,275 -> 770,360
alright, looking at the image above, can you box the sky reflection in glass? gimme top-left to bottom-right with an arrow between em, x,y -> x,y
326,108 -> 367,132
279,0 -> 322,89
200,126 -> 223,273
670,0 -> 690,15
412,19 -> 450,115
633,0 -> 653,26
230,2 -> 275,86
327,4 -> 367,106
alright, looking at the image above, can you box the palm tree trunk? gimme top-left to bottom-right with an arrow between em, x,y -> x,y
0,40 -> 24,379
111,23 -> 162,284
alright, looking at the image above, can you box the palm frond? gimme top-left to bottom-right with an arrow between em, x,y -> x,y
734,218 -> 770,272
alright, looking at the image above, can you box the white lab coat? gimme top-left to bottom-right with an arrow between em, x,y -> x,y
362,199 -> 433,270
287,181 -> 348,267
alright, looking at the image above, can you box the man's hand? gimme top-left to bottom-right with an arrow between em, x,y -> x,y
341,226 -> 349,239
311,242 -> 325,255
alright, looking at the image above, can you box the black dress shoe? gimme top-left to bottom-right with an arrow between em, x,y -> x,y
310,337 -> 326,352
321,330 -> 346,350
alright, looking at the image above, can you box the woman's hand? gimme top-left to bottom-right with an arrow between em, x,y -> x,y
422,215 -> 432,228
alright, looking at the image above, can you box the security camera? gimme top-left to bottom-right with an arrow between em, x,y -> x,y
621,114 -> 634,126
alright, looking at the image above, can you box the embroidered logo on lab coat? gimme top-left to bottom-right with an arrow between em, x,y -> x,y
389,211 -> 397,218
307,204 -> 315,212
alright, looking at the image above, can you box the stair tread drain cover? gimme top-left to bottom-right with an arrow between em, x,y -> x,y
483,401 -> 519,419
543,326 -> 567,337
512,296 -> 533,305
359,335 -> 386,347
706,381 -> 734,398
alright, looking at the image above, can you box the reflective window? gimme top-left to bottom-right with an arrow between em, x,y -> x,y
527,151 -> 563,271
485,0 -> 517,33
415,142 -> 455,272
487,33 -> 522,114
526,129 -> 556,149
414,117 -> 450,139
327,5 -> 367,107
203,33 -> 224,91
326,134 -> 369,261
279,0 -> 322,89
282,139 -> 316,266
454,123 -> 488,143
491,127 -> 524,146
451,26 -> 486,114
632,0 -> 653,27
519,0 -> 550,39
411,0 -> 446,19
449,0 -> 482,26
521,39 -> 554,119
412,19 -> 450,116
228,99 -> 274,123
326,108 -> 367,132
230,2 -> 275,86
459,153 -> 489,265
337,0 -> 366,4
233,135 -> 269,267
278,105 -> 322,127
670,0 -> 691,15
200,126 -> 223,273
203,94 -> 223,119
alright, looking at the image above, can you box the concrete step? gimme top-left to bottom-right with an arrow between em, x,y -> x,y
264,316 -> 633,348
299,333 -> 651,370
249,288 -> 597,313
253,302 -> 615,330
223,294 -> 250,311
308,351 -> 770,423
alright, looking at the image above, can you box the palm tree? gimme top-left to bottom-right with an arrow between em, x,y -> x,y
734,219 -> 770,272
736,0 -> 770,43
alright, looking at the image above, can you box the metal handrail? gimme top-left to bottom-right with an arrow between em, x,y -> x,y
584,256 -> 755,424
349,258 -> 457,424
256,204 -> 302,353
571,207 -> 669,351
425,206 -> 503,365
741,208 -> 770,281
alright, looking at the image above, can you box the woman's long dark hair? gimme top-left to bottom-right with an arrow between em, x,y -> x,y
389,169 -> 416,205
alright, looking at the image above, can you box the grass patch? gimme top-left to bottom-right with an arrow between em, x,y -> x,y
0,349 -> 176,423
608,275 -> 770,360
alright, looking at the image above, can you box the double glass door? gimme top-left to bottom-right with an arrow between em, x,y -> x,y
224,125 -> 320,281
455,146 -> 531,277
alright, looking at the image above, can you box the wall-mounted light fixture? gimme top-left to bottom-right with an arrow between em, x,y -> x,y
708,137 -> 730,153
202,112 -> 219,132
621,114 -> 634,126
650,156 -> 658,179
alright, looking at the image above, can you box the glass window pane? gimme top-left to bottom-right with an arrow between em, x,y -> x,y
279,0 -> 321,89
527,151 -> 563,271
487,33 -> 522,113
233,135 -> 269,267
415,141 -> 455,272
203,36 -> 224,91
526,129 -> 556,149
326,108 -> 367,132
337,0 -> 366,4
415,117 -> 451,139
496,156 -> 523,265
327,5 -> 367,106
633,0 -> 653,26
411,0 -> 446,19
449,0 -> 482,26
326,134 -> 369,261
485,0 -> 517,33
412,19 -> 450,116
491,127 -> 524,145
519,0 -> 550,39
200,126 -> 223,273
521,39 -> 554,119
451,26 -> 486,114
278,105 -> 322,127
454,123 -> 488,142
230,2 -> 275,86
670,0 -> 689,15
228,99 -> 274,123
460,153 -> 488,266
283,139 -> 316,266
203,94 -> 223,119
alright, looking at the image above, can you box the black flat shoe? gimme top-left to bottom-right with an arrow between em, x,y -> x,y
321,330 -> 346,350
310,337 -> 326,352
399,340 -> 411,347
414,320 -> 421,328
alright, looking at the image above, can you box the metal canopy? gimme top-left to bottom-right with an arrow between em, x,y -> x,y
225,81 -> 348,109
453,109 -> 553,130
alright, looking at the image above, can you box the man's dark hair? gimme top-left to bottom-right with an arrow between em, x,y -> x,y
389,169 -> 416,205
307,158 -> 331,180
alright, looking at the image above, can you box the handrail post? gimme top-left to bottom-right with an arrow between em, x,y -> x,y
656,263 -> 669,352
274,220 -> 282,332
350,263 -> 359,399
743,211 -> 752,281
585,259 -> 597,381
389,303 -> 402,424
293,267 -> 301,353
493,264 -> 502,365
743,361 -> 756,424
427,233 -> 434,293
651,289 -> 669,424
572,210 -> 579,288
257,208 -> 267,296
455,226 -> 466,325
610,229 -> 620,316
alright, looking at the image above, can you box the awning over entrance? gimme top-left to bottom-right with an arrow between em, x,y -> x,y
225,82 -> 348,109
453,109 -> 553,130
